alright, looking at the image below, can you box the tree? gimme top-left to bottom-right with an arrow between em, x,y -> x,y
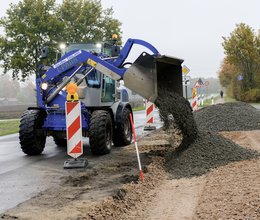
57,0 -> 121,43
222,23 -> 260,91
218,58 -> 237,88
0,0 -> 122,81
0,0 -> 63,81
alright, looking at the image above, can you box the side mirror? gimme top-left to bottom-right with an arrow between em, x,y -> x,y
39,46 -> 49,59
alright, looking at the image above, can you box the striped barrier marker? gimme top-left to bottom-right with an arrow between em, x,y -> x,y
144,100 -> 156,131
191,87 -> 198,112
65,101 -> 83,158
64,83 -> 87,169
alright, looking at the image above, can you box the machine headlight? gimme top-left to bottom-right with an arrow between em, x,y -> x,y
96,43 -> 102,48
41,83 -> 48,90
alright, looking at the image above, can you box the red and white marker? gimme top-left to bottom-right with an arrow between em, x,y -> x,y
146,100 -> 154,124
191,87 -> 198,112
65,101 -> 83,158
129,113 -> 144,182
144,100 -> 156,130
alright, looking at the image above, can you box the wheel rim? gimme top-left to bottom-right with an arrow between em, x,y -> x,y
124,117 -> 131,141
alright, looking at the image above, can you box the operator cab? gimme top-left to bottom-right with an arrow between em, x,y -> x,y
62,41 -> 122,107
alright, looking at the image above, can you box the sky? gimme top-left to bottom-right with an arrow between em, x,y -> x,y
1,0 -> 260,79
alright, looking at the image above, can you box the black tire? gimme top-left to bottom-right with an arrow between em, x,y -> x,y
113,108 -> 132,146
89,110 -> 113,155
53,137 -> 67,147
19,110 -> 46,155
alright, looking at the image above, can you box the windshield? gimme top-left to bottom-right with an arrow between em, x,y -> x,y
65,43 -> 102,54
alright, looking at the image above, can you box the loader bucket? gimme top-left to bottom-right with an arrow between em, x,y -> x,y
123,52 -> 184,102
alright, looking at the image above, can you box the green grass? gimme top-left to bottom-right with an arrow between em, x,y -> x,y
0,120 -> 20,136
224,96 -> 237,103
200,99 -> 212,108
132,105 -> 146,111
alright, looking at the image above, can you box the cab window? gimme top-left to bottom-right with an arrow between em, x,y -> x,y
101,75 -> 115,102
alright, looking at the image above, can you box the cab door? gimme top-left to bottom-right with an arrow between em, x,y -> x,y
101,75 -> 115,103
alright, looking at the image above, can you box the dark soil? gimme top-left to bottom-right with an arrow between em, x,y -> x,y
155,90 -> 198,150
194,102 -> 260,132
165,131 -> 259,179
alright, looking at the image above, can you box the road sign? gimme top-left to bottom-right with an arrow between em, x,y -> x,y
198,78 -> 204,85
182,65 -> 190,75
183,76 -> 191,85
237,75 -> 243,81
194,81 -> 200,87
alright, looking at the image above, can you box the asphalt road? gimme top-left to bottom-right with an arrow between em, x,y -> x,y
0,110 -> 161,213
250,103 -> 260,110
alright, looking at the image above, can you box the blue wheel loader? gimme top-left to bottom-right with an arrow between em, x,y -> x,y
19,37 -> 183,156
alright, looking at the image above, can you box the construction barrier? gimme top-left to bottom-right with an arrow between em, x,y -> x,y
144,100 -> 156,130
191,87 -> 198,112
65,101 -> 83,158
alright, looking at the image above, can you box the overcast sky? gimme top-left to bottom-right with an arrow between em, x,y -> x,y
1,0 -> 260,78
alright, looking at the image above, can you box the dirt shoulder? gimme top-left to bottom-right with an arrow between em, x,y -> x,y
194,130 -> 260,220
1,130 -> 259,220
1,130 -> 175,220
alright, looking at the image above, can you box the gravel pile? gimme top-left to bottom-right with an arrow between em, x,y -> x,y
165,131 -> 259,179
194,102 -> 260,132
155,90 -> 198,150
156,95 -> 260,179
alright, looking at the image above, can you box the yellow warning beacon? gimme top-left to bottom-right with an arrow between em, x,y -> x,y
66,83 -> 79,101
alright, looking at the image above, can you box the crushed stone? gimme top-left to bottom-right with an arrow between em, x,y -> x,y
194,102 -> 260,132
155,90 -> 198,151
165,131 -> 259,179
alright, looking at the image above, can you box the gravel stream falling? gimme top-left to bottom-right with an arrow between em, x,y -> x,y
155,90 -> 198,151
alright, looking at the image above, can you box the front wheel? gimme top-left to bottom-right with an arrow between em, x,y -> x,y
19,110 -> 46,155
89,110 -> 113,155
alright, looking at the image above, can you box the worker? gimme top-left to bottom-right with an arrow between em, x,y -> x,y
220,90 -> 224,99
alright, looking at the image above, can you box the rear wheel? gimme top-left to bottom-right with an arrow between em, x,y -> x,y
89,110 -> 112,155
19,110 -> 46,155
113,108 -> 132,146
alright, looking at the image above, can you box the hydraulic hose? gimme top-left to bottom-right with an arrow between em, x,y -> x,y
46,64 -> 83,104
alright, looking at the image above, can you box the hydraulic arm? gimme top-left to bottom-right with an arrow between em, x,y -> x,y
37,38 -> 184,106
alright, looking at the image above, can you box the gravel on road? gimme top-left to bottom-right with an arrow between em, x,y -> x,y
194,102 -> 260,132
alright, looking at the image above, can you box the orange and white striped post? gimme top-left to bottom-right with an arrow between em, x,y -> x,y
64,83 -> 87,169
144,100 -> 156,131
65,101 -> 83,158
191,87 -> 198,112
